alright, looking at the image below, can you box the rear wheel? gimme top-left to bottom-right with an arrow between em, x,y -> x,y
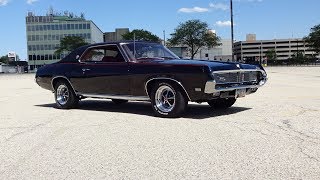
208,98 -> 236,109
150,82 -> 187,118
54,81 -> 78,109
111,99 -> 128,104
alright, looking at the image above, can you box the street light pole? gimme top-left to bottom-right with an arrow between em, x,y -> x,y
230,0 -> 235,62
33,54 -> 36,72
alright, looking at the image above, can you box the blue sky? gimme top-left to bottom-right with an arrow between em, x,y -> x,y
0,0 -> 319,60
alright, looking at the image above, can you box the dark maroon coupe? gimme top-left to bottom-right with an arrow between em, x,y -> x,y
35,41 -> 267,118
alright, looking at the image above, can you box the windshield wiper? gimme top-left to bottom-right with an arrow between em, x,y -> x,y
160,56 -> 176,60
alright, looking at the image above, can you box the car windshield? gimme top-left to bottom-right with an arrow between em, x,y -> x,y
122,42 -> 179,61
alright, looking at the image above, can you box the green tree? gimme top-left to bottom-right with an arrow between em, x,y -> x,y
291,51 -> 305,65
265,49 -> 277,64
168,19 -> 220,60
55,36 -> 89,55
304,24 -> 320,54
0,55 -> 9,64
122,29 -> 161,42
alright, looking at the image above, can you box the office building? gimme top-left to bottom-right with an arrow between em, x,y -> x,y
234,38 -> 317,62
26,11 -> 103,70
104,28 -> 129,42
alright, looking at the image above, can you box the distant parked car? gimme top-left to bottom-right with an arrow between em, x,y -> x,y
35,41 -> 267,118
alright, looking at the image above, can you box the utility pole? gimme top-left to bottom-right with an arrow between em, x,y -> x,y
230,0 -> 235,62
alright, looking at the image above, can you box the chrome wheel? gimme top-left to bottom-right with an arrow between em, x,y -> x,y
56,84 -> 69,105
155,85 -> 176,113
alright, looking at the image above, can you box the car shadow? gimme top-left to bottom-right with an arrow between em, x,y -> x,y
35,100 -> 251,120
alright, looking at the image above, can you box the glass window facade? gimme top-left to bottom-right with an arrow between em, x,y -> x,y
26,14 -> 103,66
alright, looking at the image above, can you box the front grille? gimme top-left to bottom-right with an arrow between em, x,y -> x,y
213,71 -> 259,84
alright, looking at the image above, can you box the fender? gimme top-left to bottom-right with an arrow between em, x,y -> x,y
145,77 -> 191,101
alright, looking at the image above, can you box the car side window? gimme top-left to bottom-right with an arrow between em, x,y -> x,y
80,45 -> 125,63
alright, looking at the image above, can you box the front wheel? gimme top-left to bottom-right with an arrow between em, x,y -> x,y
208,98 -> 236,109
54,81 -> 78,109
150,82 -> 187,118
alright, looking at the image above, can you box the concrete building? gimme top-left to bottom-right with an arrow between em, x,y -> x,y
104,28 -> 129,42
246,34 -> 256,42
168,46 -> 189,58
168,39 -> 232,61
234,38 -> 318,63
26,11 -> 103,70
194,39 -> 233,61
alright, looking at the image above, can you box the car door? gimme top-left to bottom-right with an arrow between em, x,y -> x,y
72,44 -> 130,95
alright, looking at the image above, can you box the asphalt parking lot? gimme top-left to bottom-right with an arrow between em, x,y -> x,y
0,66 -> 319,179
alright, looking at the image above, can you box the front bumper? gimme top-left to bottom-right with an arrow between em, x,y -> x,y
204,69 -> 267,97
204,79 -> 267,94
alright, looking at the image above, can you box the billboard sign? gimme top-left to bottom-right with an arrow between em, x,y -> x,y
8,52 -> 16,58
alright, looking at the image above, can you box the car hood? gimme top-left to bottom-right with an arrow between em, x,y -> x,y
141,59 -> 261,72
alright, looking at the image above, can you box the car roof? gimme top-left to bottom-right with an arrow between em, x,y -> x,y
60,41 -> 160,63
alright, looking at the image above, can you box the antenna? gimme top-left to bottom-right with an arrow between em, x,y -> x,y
133,33 -> 136,58
163,30 -> 166,46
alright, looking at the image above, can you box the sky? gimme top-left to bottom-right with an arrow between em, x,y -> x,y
0,0 -> 319,60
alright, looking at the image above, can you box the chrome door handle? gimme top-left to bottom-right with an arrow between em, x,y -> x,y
82,68 -> 91,72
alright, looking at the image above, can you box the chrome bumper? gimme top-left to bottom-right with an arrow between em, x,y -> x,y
204,78 -> 267,94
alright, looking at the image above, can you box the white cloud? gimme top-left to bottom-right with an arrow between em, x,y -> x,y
209,3 -> 229,11
27,0 -> 38,5
178,7 -> 209,13
0,0 -> 9,6
215,20 -> 233,27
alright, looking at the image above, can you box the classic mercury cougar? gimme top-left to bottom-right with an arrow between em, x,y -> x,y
35,41 -> 267,118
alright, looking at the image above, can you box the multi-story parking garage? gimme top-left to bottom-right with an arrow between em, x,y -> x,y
234,38 -> 318,63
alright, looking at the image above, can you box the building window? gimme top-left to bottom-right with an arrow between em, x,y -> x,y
87,23 -> 90,29
67,24 -> 71,30
71,24 -> 74,29
79,24 -> 83,29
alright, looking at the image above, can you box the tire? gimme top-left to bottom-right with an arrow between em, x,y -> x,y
208,98 -> 236,109
150,82 -> 187,118
54,80 -> 79,109
112,99 -> 128,104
